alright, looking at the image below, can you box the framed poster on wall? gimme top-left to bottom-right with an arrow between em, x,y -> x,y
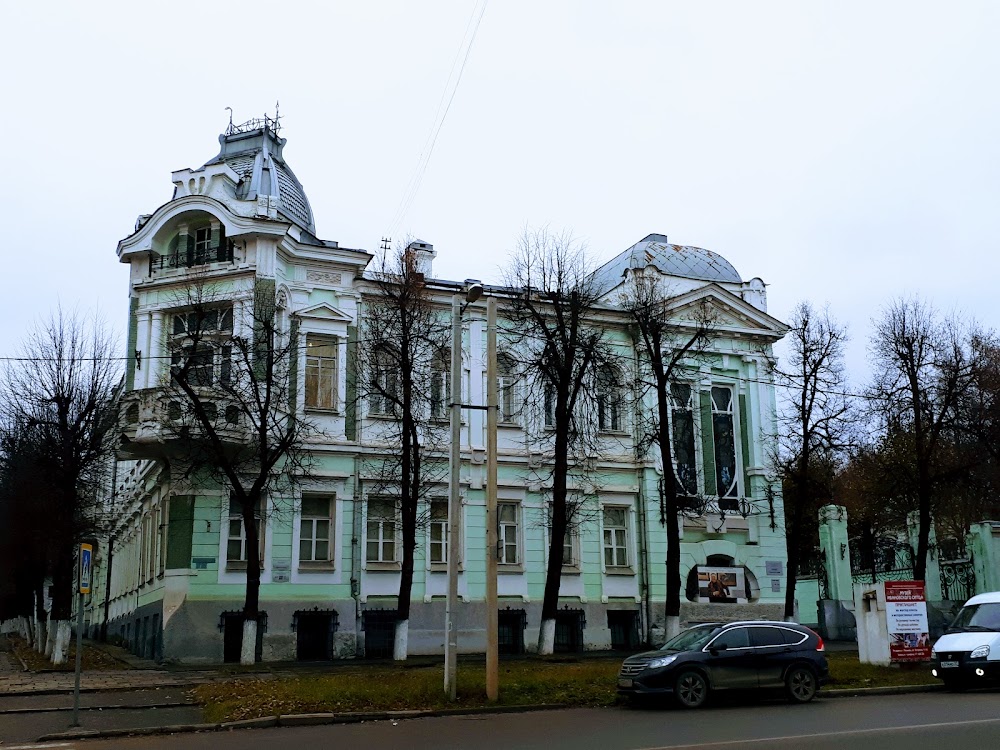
697,566 -> 747,604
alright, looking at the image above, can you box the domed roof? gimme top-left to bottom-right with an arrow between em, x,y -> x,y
203,124 -> 316,235
592,233 -> 741,294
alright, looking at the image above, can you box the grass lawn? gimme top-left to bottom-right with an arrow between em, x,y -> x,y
9,634 -> 128,672
195,652 -> 937,722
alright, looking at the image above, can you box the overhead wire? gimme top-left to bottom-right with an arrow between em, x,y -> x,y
385,0 -> 489,241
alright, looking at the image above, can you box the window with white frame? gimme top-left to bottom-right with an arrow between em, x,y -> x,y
429,499 -> 448,565
711,386 -> 739,507
669,383 -> 699,496
194,226 -> 211,256
305,335 -> 338,410
169,305 -> 234,388
497,353 -> 519,423
430,349 -> 450,420
366,497 -> 398,563
562,527 -> 579,568
597,364 -> 623,431
369,347 -> 399,417
299,495 -> 334,564
227,495 -> 263,565
497,502 -> 520,565
603,506 -> 629,568
157,503 -> 167,576
543,384 -> 556,428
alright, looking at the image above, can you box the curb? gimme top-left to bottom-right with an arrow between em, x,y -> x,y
0,700 -> 196,716
36,703 -> 570,741
34,685 -> 947,742
819,683 -> 942,698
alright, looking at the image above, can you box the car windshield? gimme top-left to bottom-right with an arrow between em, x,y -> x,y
948,602 -> 1000,632
660,624 -> 721,652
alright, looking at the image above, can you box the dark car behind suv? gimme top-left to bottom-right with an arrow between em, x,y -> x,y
618,621 -> 828,708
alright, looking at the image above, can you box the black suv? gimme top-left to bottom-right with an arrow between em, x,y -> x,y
618,621 -> 829,708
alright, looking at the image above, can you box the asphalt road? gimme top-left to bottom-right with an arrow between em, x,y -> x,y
17,690 -> 997,750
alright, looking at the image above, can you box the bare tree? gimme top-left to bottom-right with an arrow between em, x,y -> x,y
867,298 -> 977,582
771,302 -> 850,621
161,280 -> 314,664
0,309 -> 120,663
354,245 -> 450,659
502,228 -> 614,654
618,271 -> 716,639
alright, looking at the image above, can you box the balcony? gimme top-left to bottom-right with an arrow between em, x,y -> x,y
149,241 -> 235,275
119,387 -> 248,461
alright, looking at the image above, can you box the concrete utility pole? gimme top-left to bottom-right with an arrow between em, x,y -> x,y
445,295 -> 462,700
485,296 -> 499,701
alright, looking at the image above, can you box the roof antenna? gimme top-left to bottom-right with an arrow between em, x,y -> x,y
381,237 -> 392,252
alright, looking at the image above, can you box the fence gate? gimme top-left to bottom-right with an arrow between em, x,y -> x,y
362,610 -> 397,659
554,609 -> 586,653
295,610 -> 339,661
607,610 -> 641,651
498,609 -> 527,655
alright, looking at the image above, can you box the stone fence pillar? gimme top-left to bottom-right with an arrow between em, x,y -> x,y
967,523 -> 1000,594
818,505 -> 852,601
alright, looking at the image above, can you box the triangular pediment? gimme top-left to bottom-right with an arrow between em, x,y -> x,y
293,302 -> 354,323
665,284 -> 788,340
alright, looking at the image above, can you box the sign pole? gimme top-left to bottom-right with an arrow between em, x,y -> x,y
72,543 -> 93,728
72,591 -> 83,727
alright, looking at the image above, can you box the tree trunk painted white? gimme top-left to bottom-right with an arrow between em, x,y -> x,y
34,618 -> 46,653
665,615 -> 681,641
240,619 -> 257,666
20,617 -> 33,646
50,620 -> 71,665
537,618 -> 555,656
44,615 -> 56,657
393,619 -> 409,661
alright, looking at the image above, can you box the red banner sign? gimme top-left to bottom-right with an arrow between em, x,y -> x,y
885,580 -> 932,662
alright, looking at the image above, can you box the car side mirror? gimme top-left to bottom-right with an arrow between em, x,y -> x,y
709,643 -> 728,655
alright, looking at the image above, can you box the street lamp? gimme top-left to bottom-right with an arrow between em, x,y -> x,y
444,282 -> 499,702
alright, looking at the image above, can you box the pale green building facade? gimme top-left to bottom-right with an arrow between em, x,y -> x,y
96,121 -> 789,663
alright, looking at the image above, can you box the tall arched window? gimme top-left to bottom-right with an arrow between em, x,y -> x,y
430,348 -> 450,420
668,383 -> 698,495
711,386 -> 739,508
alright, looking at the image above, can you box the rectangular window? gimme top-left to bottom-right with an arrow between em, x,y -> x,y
429,500 -> 448,565
670,383 -> 699,496
170,305 -> 234,388
299,495 -> 333,563
430,353 -> 450,420
369,365 -> 399,417
498,503 -> 520,565
194,227 -> 211,257
597,366 -> 622,431
497,355 -> 518,423
366,497 -> 398,563
544,385 -> 555,428
227,496 -> 263,565
305,335 -> 338,410
157,503 -> 167,576
603,507 -> 629,568
711,386 -> 739,507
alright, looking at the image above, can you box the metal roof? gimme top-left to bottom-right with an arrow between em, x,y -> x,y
592,233 -> 742,294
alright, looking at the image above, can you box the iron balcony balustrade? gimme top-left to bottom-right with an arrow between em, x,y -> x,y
150,241 -> 236,274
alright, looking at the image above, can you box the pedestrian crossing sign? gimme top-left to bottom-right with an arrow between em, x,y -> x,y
79,543 -> 93,595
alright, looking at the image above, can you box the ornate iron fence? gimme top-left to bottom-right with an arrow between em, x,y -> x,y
940,558 -> 976,601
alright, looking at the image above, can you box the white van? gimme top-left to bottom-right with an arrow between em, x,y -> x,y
932,591 -> 1000,690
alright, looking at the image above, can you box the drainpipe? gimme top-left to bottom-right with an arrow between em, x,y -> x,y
350,455 -> 363,656
637,467 -> 652,645
101,459 -> 119,643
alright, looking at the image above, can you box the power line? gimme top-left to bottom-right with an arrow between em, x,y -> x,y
385,0 -> 489,240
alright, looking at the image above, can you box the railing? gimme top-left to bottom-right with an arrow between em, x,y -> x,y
150,241 -> 235,273
940,558 -> 976,601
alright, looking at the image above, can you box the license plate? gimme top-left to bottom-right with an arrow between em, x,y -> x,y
618,678 -> 633,688
940,661 -> 959,669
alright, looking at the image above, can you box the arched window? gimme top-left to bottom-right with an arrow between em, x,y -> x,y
668,383 -> 698,495
711,386 -> 739,506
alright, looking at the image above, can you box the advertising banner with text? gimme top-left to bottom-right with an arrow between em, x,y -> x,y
885,580 -> 931,662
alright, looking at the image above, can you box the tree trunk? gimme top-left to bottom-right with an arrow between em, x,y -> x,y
538,404 -> 570,656
241,497 -> 262,666
51,620 -> 71,665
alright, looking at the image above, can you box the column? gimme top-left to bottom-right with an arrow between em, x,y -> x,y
148,311 -> 164,387
818,504 -> 852,602
908,511 -> 942,600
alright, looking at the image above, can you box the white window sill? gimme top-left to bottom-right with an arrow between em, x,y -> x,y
365,561 -> 401,571
604,566 -> 636,576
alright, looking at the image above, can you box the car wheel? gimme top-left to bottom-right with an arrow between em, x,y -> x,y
674,670 -> 709,709
785,665 -> 818,703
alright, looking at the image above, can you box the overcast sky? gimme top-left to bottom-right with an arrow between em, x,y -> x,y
2,1 -> 997,384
